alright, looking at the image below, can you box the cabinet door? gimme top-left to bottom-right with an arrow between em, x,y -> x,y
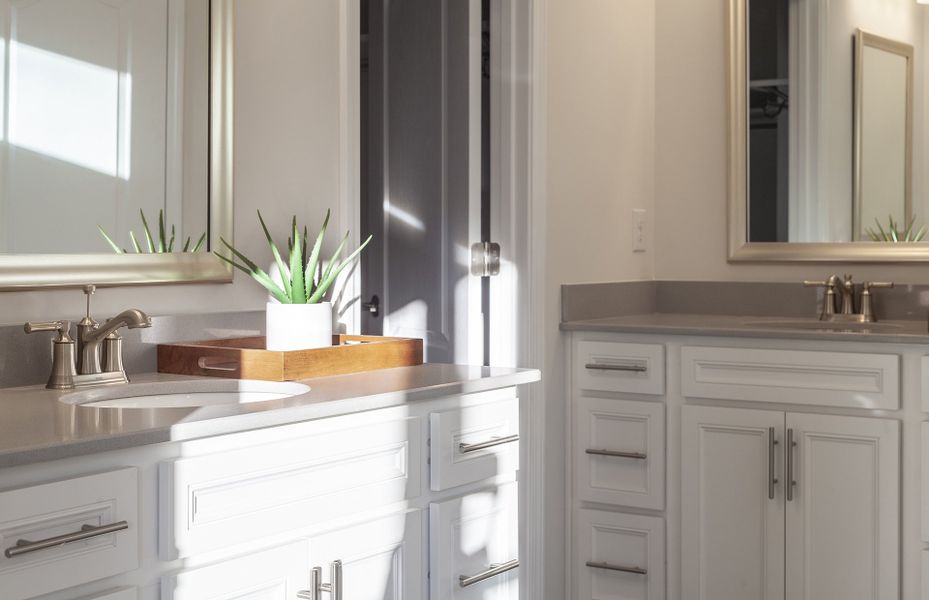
681,405 -> 784,600
307,510 -> 424,600
785,413 -> 899,600
162,541 -> 309,600
430,482 -> 519,600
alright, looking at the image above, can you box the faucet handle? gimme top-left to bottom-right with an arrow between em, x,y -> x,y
863,281 -> 894,291
24,320 -> 73,342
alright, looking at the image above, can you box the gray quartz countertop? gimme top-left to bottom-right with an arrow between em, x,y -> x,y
561,313 -> 929,344
0,364 -> 540,468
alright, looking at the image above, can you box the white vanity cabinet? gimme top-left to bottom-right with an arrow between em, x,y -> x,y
567,331 -> 916,600
0,385 -> 523,600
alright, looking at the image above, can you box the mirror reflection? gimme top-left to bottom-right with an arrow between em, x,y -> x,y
748,0 -> 922,244
0,0 -> 209,254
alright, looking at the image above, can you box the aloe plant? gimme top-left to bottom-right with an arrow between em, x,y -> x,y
98,209 -> 206,253
865,215 -> 928,243
214,210 -> 372,304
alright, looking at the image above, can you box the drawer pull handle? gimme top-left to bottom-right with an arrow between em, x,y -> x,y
459,434 -> 520,454
459,558 -> 519,587
197,357 -> 239,372
585,362 -> 647,373
298,560 -> 342,600
585,449 -> 647,460
586,561 -> 647,575
4,520 -> 129,558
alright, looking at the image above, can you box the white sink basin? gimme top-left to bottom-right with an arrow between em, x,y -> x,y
741,319 -> 904,333
60,379 -> 310,409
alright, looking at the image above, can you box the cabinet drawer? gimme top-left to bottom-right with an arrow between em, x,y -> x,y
430,482 -> 519,599
574,509 -> 665,600
430,391 -> 519,491
576,341 -> 665,395
164,540 -> 309,600
681,345 -> 900,409
574,398 -> 665,509
0,468 -> 139,600
160,416 -> 421,559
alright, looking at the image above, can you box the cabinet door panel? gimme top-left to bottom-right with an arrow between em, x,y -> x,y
162,541 -> 309,600
785,413 -> 899,600
308,510 -> 424,600
681,405 -> 784,600
430,482 -> 519,600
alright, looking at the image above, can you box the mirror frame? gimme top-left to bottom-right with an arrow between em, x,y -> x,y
0,0 -> 234,289
727,0 -> 929,262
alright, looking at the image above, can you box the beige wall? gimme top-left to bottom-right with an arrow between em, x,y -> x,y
655,0 -> 929,284
0,0 -> 344,325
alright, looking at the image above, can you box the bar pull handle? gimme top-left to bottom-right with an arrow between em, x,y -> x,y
459,434 -> 519,454
299,561 -> 342,600
585,561 -> 647,575
786,428 -> 797,502
585,362 -> 647,373
586,449 -> 647,460
768,427 -> 779,500
459,559 -> 519,587
4,521 -> 128,558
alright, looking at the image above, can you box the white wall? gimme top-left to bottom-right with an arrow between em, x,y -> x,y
655,0 -> 929,283
542,0 -> 657,595
0,0 -> 345,325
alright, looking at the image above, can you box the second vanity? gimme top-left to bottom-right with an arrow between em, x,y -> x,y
563,285 -> 929,600
0,364 -> 539,600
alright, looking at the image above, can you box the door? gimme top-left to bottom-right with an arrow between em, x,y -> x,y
681,405 -> 785,600
306,510 -> 424,600
785,413 -> 900,600
360,0 -> 484,364
163,540 -> 310,600
430,482 -> 519,600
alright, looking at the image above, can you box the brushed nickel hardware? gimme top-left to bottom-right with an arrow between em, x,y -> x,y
471,242 -> 501,277
197,357 -> 239,372
25,288 -> 152,390
584,362 -> 648,373
459,559 -> 519,587
299,560 -> 342,600
459,434 -> 520,454
768,427 -> 779,500
24,320 -> 76,389
586,449 -> 647,460
804,275 -> 893,323
787,428 -> 797,502
4,520 -> 128,558
585,561 -> 647,575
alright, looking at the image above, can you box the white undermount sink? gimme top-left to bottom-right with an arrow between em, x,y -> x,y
59,379 -> 310,409
741,319 -> 904,333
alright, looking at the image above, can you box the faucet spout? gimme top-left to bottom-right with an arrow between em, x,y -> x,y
80,309 -> 151,374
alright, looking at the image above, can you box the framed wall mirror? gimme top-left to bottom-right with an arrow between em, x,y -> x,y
728,0 -> 929,262
0,0 -> 233,288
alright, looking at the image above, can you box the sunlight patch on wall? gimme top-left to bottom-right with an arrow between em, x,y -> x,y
385,201 -> 426,232
8,42 -> 126,178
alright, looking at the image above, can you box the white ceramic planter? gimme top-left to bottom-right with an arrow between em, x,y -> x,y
265,302 -> 333,351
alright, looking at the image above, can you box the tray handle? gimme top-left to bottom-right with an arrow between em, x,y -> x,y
197,357 -> 240,372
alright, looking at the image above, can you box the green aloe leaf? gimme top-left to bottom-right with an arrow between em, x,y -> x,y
304,209 -> 331,299
215,238 -> 289,303
129,231 -> 142,253
182,236 -> 192,252
309,234 -> 373,303
191,232 -> 207,252
289,217 -> 307,304
158,210 -> 167,253
140,210 -> 156,253
258,210 -> 292,299
97,225 -> 125,253
168,224 -> 176,252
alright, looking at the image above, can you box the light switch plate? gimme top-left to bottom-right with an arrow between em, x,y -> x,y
632,208 -> 647,252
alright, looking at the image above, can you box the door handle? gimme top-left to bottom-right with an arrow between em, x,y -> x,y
459,559 -> 519,587
459,434 -> 519,454
585,449 -> 647,460
768,427 -> 779,500
786,428 -> 797,502
298,560 -> 342,600
584,362 -> 647,373
585,561 -> 647,575
361,295 -> 380,317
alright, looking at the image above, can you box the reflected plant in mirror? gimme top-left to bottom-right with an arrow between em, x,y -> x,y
97,210 -> 207,254
736,0 -> 927,256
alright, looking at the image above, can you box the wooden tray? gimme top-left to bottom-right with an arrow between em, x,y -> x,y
157,335 -> 424,381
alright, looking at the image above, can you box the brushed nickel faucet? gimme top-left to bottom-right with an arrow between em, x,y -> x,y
803,274 -> 893,323
25,286 -> 151,390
